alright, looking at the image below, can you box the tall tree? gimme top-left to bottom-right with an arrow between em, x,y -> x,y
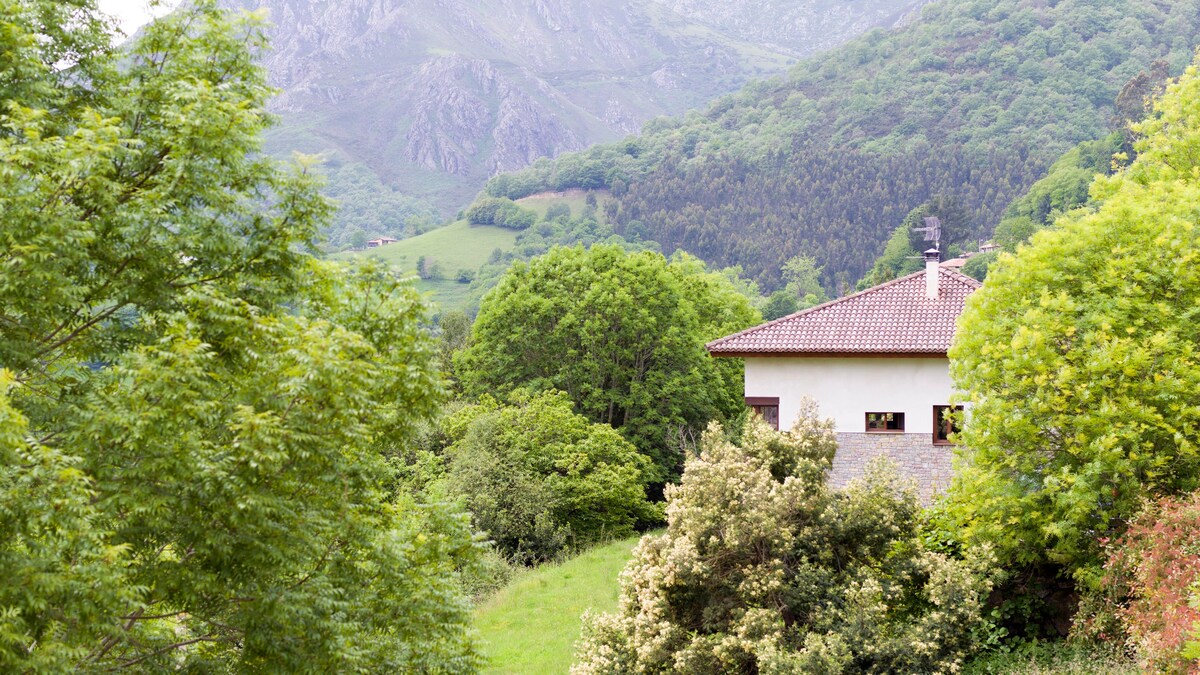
0,1 -> 476,670
455,245 -> 759,482
947,56 -> 1200,587
781,253 -> 828,307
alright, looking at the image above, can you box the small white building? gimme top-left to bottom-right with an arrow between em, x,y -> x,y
707,253 -> 981,500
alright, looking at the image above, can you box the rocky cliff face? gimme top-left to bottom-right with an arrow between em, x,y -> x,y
226,0 -> 928,212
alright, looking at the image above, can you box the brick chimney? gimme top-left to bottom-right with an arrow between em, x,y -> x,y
924,247 -> 940,299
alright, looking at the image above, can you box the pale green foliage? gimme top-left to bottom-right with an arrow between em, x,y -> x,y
0,0 -> 478,670
1186,585 -> 1200,660
948,54 -> 1200,586
456,244 -> 760,482
573,407 -> 996,674
443,390 -> 660,564
780,253 -> 827,307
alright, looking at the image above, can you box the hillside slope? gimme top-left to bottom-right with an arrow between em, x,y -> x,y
223,0 -> 928,215
474,536 -> 640,674
484,0 -> 1200,291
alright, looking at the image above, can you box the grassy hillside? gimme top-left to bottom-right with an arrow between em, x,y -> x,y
515,189 -> 607,220
483,0 -> 1200,291
474,536 -> 640,674
334,220 -> 519,274
332,220 -> 520,311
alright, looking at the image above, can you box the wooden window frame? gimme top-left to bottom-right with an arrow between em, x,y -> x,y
865,411 -> 905,433
746,397 -> 780,431
933,405 -> 963,446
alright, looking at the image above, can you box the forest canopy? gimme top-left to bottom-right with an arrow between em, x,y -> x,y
479,0 -> 1200,292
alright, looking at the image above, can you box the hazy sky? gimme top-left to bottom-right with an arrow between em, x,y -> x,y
97,0 -> 181,37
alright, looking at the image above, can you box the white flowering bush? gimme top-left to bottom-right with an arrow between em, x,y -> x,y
573,402 -> 996,674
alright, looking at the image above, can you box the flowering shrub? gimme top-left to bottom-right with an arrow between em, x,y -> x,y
1094,492 -> 1200,674
572,402 -> 996,674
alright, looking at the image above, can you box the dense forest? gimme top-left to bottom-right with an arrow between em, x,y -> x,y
618,145 -> 1041,292
480,0 -> 1200,290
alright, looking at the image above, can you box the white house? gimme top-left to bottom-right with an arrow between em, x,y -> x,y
707,252 -> 981,501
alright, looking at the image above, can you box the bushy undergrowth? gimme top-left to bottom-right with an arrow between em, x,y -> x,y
442,390 -> 660,565
573,406 -> 996,674
1077,492 -> 1200,673
962,640 -> 1136,675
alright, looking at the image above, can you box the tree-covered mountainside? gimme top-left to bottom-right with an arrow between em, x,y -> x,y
221,0 -> 928,220
483,0 -> 1200,292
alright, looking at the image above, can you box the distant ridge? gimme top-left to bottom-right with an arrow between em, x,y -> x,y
221,0 -> 930,216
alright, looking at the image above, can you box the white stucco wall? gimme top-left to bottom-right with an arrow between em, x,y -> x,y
744,356 -> 955,434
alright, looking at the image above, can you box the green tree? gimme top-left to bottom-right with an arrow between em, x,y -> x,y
456,245 -> 759,482
443,391 -> 660,564
762,289 -> 799,320
781,253 -> 828,306
438,309 -> 473,392
858,224 -> 922,289
959,250 -> 997,282
0,1 -> 476,670
947,57 -> 1200,587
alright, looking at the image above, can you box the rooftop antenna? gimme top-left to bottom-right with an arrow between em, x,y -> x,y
912,216 -> 941,249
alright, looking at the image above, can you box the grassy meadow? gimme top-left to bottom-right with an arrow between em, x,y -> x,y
332,219 -> 519,310
333,219 -> 519,274
474,536 -> 640,674
514,189 -> 608,221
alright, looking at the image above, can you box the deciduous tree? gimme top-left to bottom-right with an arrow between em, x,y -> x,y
456,245 -> 759,482
948,56 -> 1200,587
442,390 -> 660,564
0,1 -> 477,669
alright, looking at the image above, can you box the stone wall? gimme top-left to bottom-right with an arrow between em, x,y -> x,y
831,433 -> 955,503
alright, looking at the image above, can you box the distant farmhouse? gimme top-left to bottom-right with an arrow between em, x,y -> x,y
366,237 -> 399,248
707,251 -> 981,501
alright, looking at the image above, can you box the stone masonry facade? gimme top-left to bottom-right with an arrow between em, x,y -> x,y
830,433 -> 955,504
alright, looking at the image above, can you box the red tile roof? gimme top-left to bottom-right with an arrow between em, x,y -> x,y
707,268 -> 981,356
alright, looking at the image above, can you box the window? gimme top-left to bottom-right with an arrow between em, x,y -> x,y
933,405 -> 963,445
865,412 -> 904,432
746,397 -> 779,430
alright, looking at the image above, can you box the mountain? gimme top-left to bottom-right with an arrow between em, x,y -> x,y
224,0 -> 929,219
481,0 -> 1200,291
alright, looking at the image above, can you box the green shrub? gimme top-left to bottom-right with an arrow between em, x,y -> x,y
545,202 -> 571,221
444,391 -> 660,565
464,196 -> 538,230
963,640 -> 1136,675
573,406 -> 996,674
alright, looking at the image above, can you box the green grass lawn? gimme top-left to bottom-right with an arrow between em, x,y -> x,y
474,536 -> 640,674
